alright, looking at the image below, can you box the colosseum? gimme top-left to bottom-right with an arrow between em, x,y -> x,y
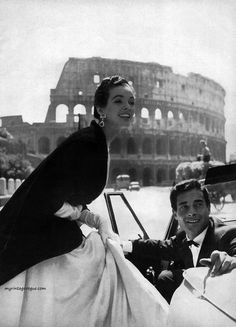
1,57 -> 226,186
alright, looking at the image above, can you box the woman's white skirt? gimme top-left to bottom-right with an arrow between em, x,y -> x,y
0,232 -> 169,327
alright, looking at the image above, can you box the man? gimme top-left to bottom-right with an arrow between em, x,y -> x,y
200,139 -> 211,162
123,179 -> 236,303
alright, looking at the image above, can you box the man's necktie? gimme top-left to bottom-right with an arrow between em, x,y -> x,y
186,240 -> 199,247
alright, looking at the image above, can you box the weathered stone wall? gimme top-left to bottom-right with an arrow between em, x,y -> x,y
1,57 -> 226,186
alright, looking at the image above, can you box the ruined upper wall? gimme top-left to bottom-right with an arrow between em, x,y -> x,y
52,57 -> 225,116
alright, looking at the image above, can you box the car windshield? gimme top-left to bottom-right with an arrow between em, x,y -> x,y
90,186 -> 173,239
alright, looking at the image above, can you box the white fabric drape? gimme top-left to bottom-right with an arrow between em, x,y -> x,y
0,232 -> 169,327
167,267 -> 236,327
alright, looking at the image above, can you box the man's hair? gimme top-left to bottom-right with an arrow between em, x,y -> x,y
170,179 -> 210,211
93,75 -> 134,119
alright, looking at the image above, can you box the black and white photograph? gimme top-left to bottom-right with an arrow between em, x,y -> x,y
0,0 -> 236,326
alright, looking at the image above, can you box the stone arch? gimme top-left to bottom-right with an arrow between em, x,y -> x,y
190,138 -> 196,156
128,168 -> 137,181
38,137 -> 50,154
93,74 -> 100,84
55,104 -> 68,122
156,136 -> 166,155
169,167 -> 176,181
110,138 -> 121,154
179,112 -> 184,120
156,138 -> 161,155
141,108 -> 149,123
127,137 -> 137,154
142,137 -> 152,154
74,104 -> 87,122
155,108 -> 162,120
169,138 -> 178,155
167,110 -> 174,119
56,136 -> 67,147
167,110 -> 174,127
74,104 -> 86,115
199,114 -> 204,125
211,120 -> 215,132
156,168 -> 166,183
181,139 -> 187,156
143,167 -> 152,186
205,117 -> 210,131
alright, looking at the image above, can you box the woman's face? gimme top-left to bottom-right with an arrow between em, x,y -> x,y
99,84 -> 135,130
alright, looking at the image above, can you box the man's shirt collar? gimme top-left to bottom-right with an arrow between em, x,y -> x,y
187,226 -> 208,247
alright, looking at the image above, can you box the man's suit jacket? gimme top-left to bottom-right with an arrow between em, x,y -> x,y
0,121 -> 108,285
132,217 -> 236,269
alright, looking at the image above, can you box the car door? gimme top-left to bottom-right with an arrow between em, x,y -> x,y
104,191 -> 176,283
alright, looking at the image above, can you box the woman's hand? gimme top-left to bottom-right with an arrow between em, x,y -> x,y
79,210 -> 120,245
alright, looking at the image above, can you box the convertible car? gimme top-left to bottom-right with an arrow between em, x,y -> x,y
88,163 -> 236,326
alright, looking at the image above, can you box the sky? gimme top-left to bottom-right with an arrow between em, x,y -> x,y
0,0 -> 236,160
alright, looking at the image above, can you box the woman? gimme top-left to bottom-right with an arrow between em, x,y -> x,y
0,76 -> 169,327
0,75 -> 136,285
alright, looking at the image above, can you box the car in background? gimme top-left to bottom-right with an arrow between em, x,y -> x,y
114,174 -> 130,191
129,181 -> 140,191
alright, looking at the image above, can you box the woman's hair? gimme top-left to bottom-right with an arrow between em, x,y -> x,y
170,179 -> 210,211
94,75 -> 133,119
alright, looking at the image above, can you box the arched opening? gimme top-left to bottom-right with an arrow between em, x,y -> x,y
142,138 -> 152,154
205,117 -> 210,131
179,112 -> 184,120
143,167 -> 152,186
169,168 -> 176,182
167,110 -> 174,127
93,74 -> 100,84
156,137 -> 166,155
156,138 -> 161,155
74,104 -> 87,122
199,114 -> 204,125
156,168 -> 166,184
155,108 -> 162,120
190,138 -> 196,156
110,138 -> 121,154
38,137 -> 50,154
155,108 -> 162,127
169,138 -> 177,155
55,104 -> 68,123
56,136 -> 67,147
128,168 -> 137,181
167,111 -> 174,119
181,140 -> 187,156
141,108 -> 149,124
127,138 -> 137,154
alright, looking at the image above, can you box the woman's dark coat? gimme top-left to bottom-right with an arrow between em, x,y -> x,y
0,121 -> 108,285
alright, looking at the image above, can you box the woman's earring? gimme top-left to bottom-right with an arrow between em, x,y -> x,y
99,113 -> 106,127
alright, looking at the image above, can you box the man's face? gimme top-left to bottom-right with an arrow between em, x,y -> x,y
174,189 -> 210,239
